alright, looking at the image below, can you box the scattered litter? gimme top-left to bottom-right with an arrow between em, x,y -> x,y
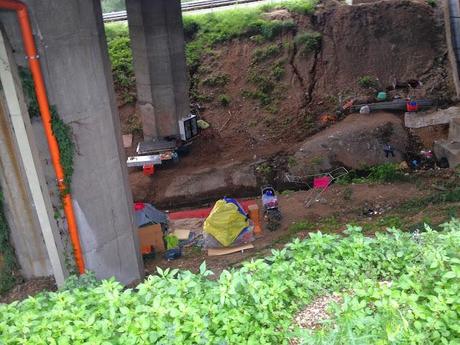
342,99 -> 354,111
165,234 -> 179,250
135,203 -> 168,255
262,186 -> 282,231
219,111 -> 233,132
359,105 -> 370,114
399,161 -> 409,170
127,155 -> 162,168
134,202 -> 168,227
163,235 -> 181,261
173,229 -> 190,240
122,134 -> 133,148
319,113 -> 337,125
362,201 -> 392,217
197,119 -> 210,129
406,100 -> 418,112
248,204 -> 262,235
143,164 -> 155,176
376,91 -> 387,101
164,247 -> 182,261
138,224 -> 164,254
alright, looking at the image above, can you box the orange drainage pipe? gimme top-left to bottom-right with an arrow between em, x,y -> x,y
0,0 -> 85,274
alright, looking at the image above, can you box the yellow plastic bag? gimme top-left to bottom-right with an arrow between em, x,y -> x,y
203,200 -> 249,247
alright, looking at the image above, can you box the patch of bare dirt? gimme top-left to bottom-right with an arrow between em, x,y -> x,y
0,277 -> 56,304
293,294 -> 343,330
410,124 -> 450,148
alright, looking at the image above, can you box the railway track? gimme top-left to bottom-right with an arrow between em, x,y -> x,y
103,0 -> 265,22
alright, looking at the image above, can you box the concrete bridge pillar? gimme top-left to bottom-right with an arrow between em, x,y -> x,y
126,0 -> 190,140
0,0 -> 143,284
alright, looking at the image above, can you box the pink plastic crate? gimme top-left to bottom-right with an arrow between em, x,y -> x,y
313,176 -> 331,189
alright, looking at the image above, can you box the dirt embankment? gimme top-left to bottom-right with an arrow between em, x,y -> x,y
128,0 -> 454,206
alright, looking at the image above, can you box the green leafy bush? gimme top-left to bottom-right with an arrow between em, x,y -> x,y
367,163 -> 405,183
246,71 -> 277,106
202,74 -> 230,87
358,75 -> 377,89
338,164 -> 406,184
107,36 -> 134,95
183,17 -> 200,40
61,271 -> 101,291
104,23 -> 135,101
252,44 -> 282,64
294,31 -> 322,54
3,219 -> 459,344
300,220 -> 460,344
50,108 -> 75,195
18,67 -> 39,118
105,22 -> 129,42
271,61 -> 285,80
218,94 -> 231,107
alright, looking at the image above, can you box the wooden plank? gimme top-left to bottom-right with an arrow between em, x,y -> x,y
208,243 -> 254,256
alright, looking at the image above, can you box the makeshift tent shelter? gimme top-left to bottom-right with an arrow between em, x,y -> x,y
134,202 -> 167,227
203,198 -> 253,248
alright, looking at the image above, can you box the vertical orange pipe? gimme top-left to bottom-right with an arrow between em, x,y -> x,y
0,0 -> 85,274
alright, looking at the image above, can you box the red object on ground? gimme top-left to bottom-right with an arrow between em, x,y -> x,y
143,164 -> 155,176
406,101 -> 418,112
168,199 -> 258,220
313,176 -> 331,189
134,202 -> 145,211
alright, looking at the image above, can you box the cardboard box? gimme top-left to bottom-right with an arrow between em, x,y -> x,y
138,224 -> 165,254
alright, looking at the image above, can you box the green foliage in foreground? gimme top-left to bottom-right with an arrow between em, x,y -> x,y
1,220 -> 459,344
299,220 -> 460,344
